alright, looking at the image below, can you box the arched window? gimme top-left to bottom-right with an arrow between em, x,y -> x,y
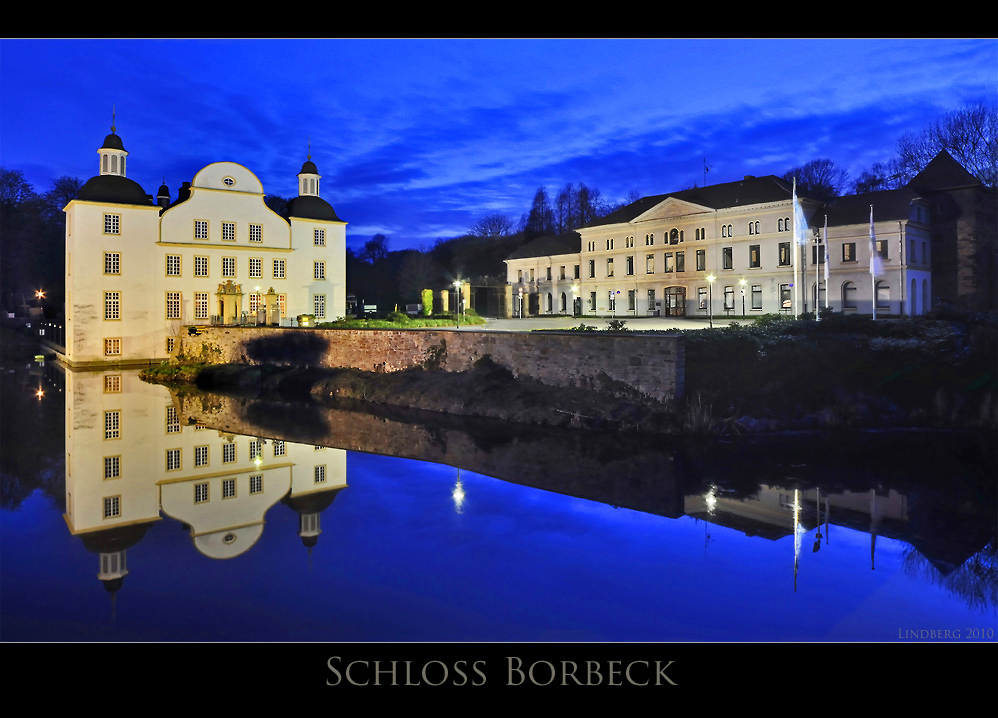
110,155 -> 117,174
670,228 -> 680,244
842,281 -> 857,309
102,154 -> 108,173
560,292 -> 567,312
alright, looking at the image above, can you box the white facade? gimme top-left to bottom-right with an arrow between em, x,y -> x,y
506,175 -> 933,320
64,129 -> 346,366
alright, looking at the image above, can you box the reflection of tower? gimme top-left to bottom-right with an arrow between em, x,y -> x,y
79,522 -> 154,618
283,488 -> 343,554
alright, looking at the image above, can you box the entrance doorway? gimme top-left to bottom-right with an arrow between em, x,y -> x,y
663,286 -> 686,317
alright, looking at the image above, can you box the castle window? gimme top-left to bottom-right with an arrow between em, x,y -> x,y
314,294 -> 326,318
273,259 -> 286,279
222,257 -> 236,277
103,375 -> 121,393
104,252 -> 120,275
222,478 -> 236,499
166,292 -> 182,320
314,261 -> 325,280
222,222 -> 235,242
250,475 -> 263,494
249,258 -> 262,278
315,465 -> 326,484
104,410 -> 120,439
314,229 -> 325,246
104,456 -> 121,479
166,255 -> 181,276
166,405 -> 180,433
194,292 -> 209,320
104,214 -> 120,234
249,224 -> 262,242
223,443 -> 236,463
104,292 -> 120,320
103,339 -> 121,357
194,256 -> 209,277
103,496 -> 121,519
194,483 -> 209,503
166,448 -> 181,471
194,445 -> 209,468
194,220 -> 209,240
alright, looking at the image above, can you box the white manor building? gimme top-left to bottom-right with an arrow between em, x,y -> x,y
63,126 -> 346,367
504,162 -> 976,321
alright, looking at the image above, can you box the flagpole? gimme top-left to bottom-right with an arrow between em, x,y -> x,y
793,179 -> 800,319
899,220 -> 904,316
823,215 -> 830,312
870,205 -> 879,320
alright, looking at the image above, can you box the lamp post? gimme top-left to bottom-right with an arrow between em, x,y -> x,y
571,284 -> 579,317
706,274 -> 715,328
739,278 -> 746,318
453,280 -> 461,327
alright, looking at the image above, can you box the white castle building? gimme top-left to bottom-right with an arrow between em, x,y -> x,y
63,125 -> 346,367
504,155 -> 993,320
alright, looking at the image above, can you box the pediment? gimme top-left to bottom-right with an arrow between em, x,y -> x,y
633,197 -> 712,223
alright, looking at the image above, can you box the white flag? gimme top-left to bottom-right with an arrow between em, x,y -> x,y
793,180 -> 809,246
869,205 -> 882,277
823,215 -> 830,292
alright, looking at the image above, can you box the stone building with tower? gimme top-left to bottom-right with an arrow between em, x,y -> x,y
63,124 -> 346,366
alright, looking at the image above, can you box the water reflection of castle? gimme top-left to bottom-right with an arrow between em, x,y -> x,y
63,368 -> 346,596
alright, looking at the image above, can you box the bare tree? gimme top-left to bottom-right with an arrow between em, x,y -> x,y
781,158 -> 849,202
469,212 -> 514,237
895,103 -> 997,187
360,233 -> 389,263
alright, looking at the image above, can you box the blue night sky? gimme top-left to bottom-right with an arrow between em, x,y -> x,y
2,38 -> 995,252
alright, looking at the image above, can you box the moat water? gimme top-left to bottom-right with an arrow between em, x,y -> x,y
1,360 -> 995,643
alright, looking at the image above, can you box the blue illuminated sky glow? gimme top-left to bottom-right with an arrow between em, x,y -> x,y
2,38 -> 995,252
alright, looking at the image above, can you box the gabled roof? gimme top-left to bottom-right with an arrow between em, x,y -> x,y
823,187 -> 921,226
505,231 -> 581,260
587,175 -> 801,228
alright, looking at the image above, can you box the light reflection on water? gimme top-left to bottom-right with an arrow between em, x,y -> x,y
0,362 -> 995,643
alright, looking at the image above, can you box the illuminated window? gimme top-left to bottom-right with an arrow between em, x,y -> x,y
104,292 -> 120,320
166,255 -> 181,276
779,242 -> 791,266
273,440 -> 285,457
104,214 -> 120,234
722,247 -> 733,270
249,224 -> 262,242
751,284 -> 763,310
194,256 -> 209,277
166,405 -> 180,433
103,375 -> 121,393
646,254 -> 654,274
606,259 -> 613,277
166,292 -> 182,320
104,410 -> 120,439
222,222 -> 235,242
749,245 -> 760,268
664,253 -> 674,273
249,440 -> 262,461
103,338 -> 121,356
194,292 -> 209,320
724,285 -> 734,310
875,240 -> 889,260
104,252 -> 120,275
842,243 -> 856,262
696,250 -> 706,272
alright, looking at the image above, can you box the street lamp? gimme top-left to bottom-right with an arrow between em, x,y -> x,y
739,278 -> 746,318
453,280 -> 461,327
706,274 -> 715,328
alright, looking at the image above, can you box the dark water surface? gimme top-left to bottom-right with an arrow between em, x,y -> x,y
1,361 -> 995,643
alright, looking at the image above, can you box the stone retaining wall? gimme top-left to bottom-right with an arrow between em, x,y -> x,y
181,326 -> 684,402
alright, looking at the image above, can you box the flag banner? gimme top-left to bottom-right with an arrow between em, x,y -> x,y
823,215 -> 830,296
869,205 -> 882,277
793,180 -> 809,246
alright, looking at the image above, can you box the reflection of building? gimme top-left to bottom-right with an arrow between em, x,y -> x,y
506,151 -> 995,317
63,368 -> 346,593
63,122 -> 346,367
